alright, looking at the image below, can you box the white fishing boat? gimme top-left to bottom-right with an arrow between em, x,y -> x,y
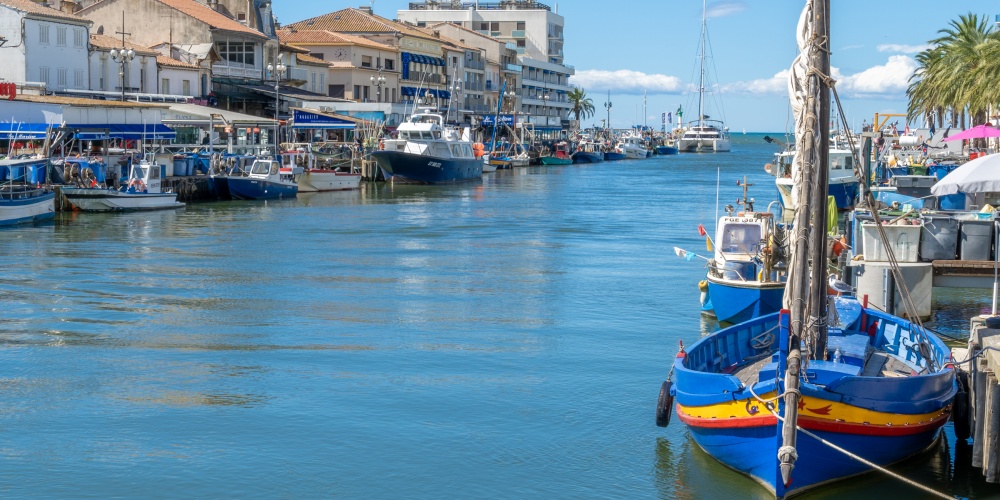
616,130 -> 650,159
62,156 -> 184,212
766,145 -> 860,214
278,146 -> 361,192
676,0 -> 732,153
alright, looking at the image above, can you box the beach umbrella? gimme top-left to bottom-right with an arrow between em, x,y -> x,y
930,152 -> 1000,196
941,124 -> 1000,142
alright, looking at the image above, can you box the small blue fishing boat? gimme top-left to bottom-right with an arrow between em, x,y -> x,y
571,135 -> 604,164
371,107 -> 482,184
227,157 -> 299,200
603,150 -> 626,161
0,159 -> 54,225
656,144 -> 679,155
699,181 -> 787,324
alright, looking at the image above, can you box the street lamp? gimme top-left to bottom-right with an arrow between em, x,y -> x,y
267,54 -> 286,153
370,65 -> 386,103
542,93 -> 550,117
111,12 -> 134,102
449,79 -> 463,123
604,96 -> 612,132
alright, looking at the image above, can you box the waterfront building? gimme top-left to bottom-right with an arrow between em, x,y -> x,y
76,0 -> 283,113
397,0 -> 573,136
87,34 -> 158,97
0,0 -> 92,93
276,28 -> 400,104
283,7 -> 454,111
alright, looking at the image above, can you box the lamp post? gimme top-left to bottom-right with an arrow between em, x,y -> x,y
450,79 -> 463,123
604,93 -> 612,137
267,54 -> 286,153
370,65 -> 386,103
111,13 -> 135,102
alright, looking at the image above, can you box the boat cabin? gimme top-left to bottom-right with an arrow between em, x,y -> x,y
713,213 -> 777,282
382,108 -> 475,159
681,123 -> 728,140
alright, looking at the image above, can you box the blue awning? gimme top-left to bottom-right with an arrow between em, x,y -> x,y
0,122 -> 47,140
401,86 -> 416,96
112,124 -> 177,140
290,109 -> 356,130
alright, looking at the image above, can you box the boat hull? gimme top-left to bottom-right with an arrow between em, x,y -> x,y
0,191 -> 55,225
603,152 -> 626,161
571,151 -> 603,164
702,277 -> 785,324
371,151 -> 482,184
227,177 -> 298,200
656,145 -> 679,155
539,156 -> 573,165
776,177 -> 859,211
678,138 -> 732,152
61,188 -> 184,211
296,170 -> 362,192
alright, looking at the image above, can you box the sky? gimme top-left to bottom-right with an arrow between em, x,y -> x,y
273,0 -> 1000,132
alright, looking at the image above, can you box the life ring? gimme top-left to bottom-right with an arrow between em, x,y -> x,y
655,380 -> 674,427
129,178 -> 145,191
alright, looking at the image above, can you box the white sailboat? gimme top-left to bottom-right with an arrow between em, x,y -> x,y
677,0 -> 732,153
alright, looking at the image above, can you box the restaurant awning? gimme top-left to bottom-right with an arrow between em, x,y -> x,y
0,123 -> 175,140
290,109 -> 357,130
0,122 -> 48,140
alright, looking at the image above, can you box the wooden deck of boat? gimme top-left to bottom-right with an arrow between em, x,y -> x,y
731,356 -> 772,387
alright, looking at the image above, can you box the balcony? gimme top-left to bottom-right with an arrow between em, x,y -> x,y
212,64 -> 263,80
465,60 -> 485,71
505,63 -> 522,73
464,82 -> 484,92
505,42 -> 517,50
511,30 -> 525,38
516,47 -> 526,54
286,67 -> 308,82
402,73 -> 443,84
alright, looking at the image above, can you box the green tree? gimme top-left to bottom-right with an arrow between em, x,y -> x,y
908,13 -> 1000,130
568,87 -> 595,125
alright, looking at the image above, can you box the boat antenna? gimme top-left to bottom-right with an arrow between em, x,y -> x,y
698,0 -> 707,130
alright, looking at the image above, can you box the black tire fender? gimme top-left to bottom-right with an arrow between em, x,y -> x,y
656,380 -> 674,428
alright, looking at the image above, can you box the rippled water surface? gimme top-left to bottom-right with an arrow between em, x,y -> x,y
0,135 -> 993,498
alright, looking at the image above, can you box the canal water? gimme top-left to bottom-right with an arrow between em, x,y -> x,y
0,134 -> 994,498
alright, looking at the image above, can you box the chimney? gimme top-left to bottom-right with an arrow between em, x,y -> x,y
59,0 -> 80,14
207,0 -> 219,11
359,6 -> 372,14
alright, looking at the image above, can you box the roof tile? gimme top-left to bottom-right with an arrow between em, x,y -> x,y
0,0 -> 89,23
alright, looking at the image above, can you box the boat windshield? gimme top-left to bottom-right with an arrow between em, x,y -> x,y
250,161 -> 275,175
720,223 -> 762,254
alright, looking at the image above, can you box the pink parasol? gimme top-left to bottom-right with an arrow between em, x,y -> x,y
941,124 -> 1000,142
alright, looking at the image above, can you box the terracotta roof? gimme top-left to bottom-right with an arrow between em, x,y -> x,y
277,29 -> 395,51
89,33 -> 158,56
156,54 -> 199,69
0,0 -> 90,23
295,53 -> 330,67
80,0 -> 265,39
284,8 -> 436,42
14,94 -> 166,108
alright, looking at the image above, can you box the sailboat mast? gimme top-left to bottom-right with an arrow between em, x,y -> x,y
807,1 -> 831,358
698,0 -> 707,128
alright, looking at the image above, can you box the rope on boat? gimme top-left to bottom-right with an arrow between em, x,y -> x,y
752,393 -> 954,499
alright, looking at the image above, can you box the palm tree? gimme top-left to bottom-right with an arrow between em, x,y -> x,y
908,13 -> 1000,130
568,87 -> 595,125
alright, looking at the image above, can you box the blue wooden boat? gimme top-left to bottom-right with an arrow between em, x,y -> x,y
660,4 -> 957,498
667,301 -> 955,498
227,157 -> 299,200
371,107 -> 482,184
656,145 -> 679,155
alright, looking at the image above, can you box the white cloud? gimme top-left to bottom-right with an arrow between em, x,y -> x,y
571,69 -> 684,95
721,55 -> 917,97
706,1 -> 746,18
835,55 -> 917,96
876,44 -> 931,54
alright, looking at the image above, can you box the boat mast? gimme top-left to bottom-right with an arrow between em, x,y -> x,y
779,0 -> 831,487
698,0 -> 706,129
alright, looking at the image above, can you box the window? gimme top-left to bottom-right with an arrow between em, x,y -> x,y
490,22 -> 499,31
182,80 -> 191,95
237,13 -> 246,22
353,85 -> 360,100
140,65 -> 146,92
329,84 -> 344,98
384,59 -> 394,70
74,69 -> 84,88
39,24 -> 49,44
56,68 -> 67,87
100,58 -> 108,90
217,41 -> 255,66
56,27 -> 66,46
363,86 -> 370,101
319,73 -> 324,89
162,78 -> 170,94
312,52 -> 324,60
73,28 -> 84,47
478,22 -> 488,31
310,73 -> 316,93
516,22 -> 525,30
361,55 -> 372,68
517,40 -> 526,48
